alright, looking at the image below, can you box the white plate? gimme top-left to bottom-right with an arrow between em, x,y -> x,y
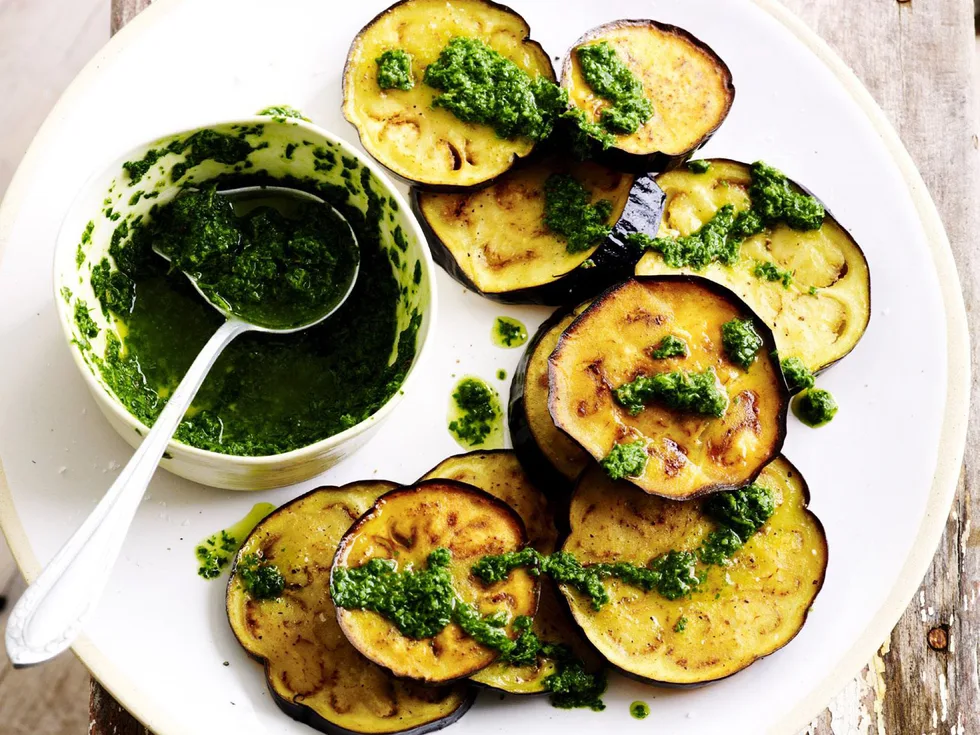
0,1 -> 969,734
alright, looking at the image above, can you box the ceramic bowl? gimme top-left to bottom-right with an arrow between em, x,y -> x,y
53,117 -> 437,490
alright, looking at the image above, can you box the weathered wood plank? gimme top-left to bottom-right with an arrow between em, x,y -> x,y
92,1 -> 980,734
782,0 -> 980,734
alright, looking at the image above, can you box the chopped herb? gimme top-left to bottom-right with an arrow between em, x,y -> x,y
600,441 -> 648,480
721,318 -> 763,369
493,317 -> 528,348
375,49 -> 414,91
236,553 -> 285,599
575,41 -> 652,135
780,356 -> 815,393
687,160 -> 712,174
753,259 -> 793,288
650,334 -> 687,359
424,37 -> 567,141
674,616 -> 688,633
543,174 -> 613,253
793,388 -> 838,427
750,161 -> 825,231
448,377 -> 501,447
256,105 -> 309,121
614,369 -> 728,418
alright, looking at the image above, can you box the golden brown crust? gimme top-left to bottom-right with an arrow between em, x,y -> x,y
226,481 -> 474,735
333,480 -> 539,683
548,276 -> 789,499
635,159 -> 872,374
343,0 -> 555,188
560,456 -> 828,685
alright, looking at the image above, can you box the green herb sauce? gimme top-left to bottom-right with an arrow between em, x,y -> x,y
673,616 -> 688,633
614,369 -> 728,418
375,49 -> 415,91
472,484 -> 776,607
628,161 -> 825,270
543,174 -> 613,254
630,701 -> 650,720
331,547 -> 606,710
196,502 -> 276,580
123,128 -> 260,185
496,369 -> 507,381
721,318 -> 763,369
650,334 -> 687,359
492,316 -> 528,348
149,185 -> 359,329
236,553 -> 285,600
793,388 -> 838,427
73,301 -> 99,346
423,37 -> 566,142
687,159 -> 712,174
447,377 -> 503,449
600,441 -> 648,480
754,259 -> 794,288
256,105 -> 309,122
780,356 -> 815,394
575,41 -> 653,135
88,170 -> 418,456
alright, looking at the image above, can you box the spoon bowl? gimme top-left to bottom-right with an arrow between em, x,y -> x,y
152,185 -> 361,333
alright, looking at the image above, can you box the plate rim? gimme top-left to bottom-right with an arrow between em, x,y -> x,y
0,0 -> 970,733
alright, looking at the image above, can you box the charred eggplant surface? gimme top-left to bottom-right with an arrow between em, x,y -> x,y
343,0 -> 554,188
509,303 -> 593,491
332,480 -> 538,683
421,450 -> 601,694
226,481 -> 474,735
414,158 -> 641,302
549,277 -> 788,499
635,160 -> 871,373
562,20 -> 734,170
559,457 -> 827,685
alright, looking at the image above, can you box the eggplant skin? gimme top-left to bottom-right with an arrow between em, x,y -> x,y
342,0 -> 555,190
419,450 -> 603,695
226,481 -> 475,735
509,304 -> 594,497
548,276 -> 789,500
332,480 -> 539,685
561,20 -> 735,173
412,170 -> 664,305
560,456 -> 828,686
635,159 -> 872,375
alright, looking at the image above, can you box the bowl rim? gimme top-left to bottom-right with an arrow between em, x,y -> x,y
52,115 -> 440,466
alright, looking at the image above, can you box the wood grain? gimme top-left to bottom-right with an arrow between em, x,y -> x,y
91,0 -> 980,733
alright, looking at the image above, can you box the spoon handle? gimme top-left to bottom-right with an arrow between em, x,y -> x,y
4,318 -> 251,667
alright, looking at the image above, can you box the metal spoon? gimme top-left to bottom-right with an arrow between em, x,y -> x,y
5,186 -> 359,667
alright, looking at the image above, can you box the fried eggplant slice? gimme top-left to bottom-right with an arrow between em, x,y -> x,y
332,480 -> 538,683
635,159 -> 871,373
509,303 -> 593,493
549,276 -> 788,499
421,450 -> 602,693
227,481 -> 474,735
414,158 -> 663,303
560,457 -> 827,685
343,0 -> 555,188
562,20 -> 734,171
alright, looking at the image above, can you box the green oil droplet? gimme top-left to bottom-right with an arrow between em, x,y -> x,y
447,376 -> 503,449
491,316 -> 528,348
195,502 -> 277,580
630,701 -> 650,719
496,369 -> 507,380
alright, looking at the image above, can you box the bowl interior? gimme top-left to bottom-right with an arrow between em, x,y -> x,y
54,117 -> 434,461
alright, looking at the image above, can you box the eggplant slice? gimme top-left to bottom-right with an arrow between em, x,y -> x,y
635,159 -> 871,373
421,450 -> 602,694
343,0 -> 555,188
549,276 -> 789,500
413,158 -> 663,303
509,303 -> 593,493
560,456 -> 827,686
333,480 -> 539,684
226,481 -> 474,735
562,20 -> 734,172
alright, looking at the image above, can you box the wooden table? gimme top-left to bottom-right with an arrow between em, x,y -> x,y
94,1 -> 980,733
